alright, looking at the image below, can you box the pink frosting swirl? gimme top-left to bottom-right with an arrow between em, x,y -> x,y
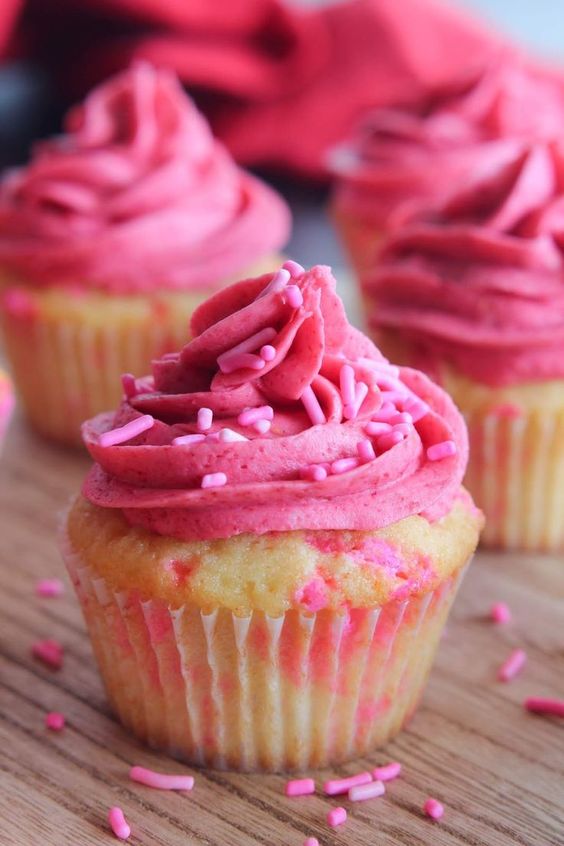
364,141 -> 564,386
82,263 -> 468,540
330,57 -> 564,229
0,63 -> 290,293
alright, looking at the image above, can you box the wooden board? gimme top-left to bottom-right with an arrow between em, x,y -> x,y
1,413 -> 563,846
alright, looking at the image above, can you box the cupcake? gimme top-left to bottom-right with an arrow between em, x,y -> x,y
363,140 -> 564,550
0,368 -> 14,450
61,261 -> 482,771
329,57 -> 564,277
0,62 -> 290,445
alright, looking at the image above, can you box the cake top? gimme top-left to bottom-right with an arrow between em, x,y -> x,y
81,262 -> 468,541
0,62 -> 290,293
365,140 -> 564,387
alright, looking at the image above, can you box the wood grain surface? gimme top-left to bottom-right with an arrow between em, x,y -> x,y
1,413 -> 563,846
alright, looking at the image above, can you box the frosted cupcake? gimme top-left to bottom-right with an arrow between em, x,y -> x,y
0,62 -> 290,445
329,57 -> 564,276
363,141 -> 564,550
0,368 -> 14,451
62,261 -> 482,771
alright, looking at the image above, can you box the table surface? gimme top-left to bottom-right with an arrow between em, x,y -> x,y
1,411 -> 563,846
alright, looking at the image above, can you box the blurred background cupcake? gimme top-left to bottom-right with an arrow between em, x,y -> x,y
362,140 -> 564,551
0,62 -> 290,445
62,262 -> 482,771
0,367 -> 14,450
329,56 -> 564,278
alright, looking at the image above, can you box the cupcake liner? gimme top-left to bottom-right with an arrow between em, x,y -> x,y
464,406 -> 564,551
64,536 -> 468,772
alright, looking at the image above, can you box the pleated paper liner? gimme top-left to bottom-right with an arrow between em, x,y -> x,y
64,536 -> 468,773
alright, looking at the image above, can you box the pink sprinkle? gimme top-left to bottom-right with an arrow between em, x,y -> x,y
372,401 -> 399,422
365,421 -> 392,436
331,457 -> 359,475
491,602 -> 511,624
301,385 -> 326,426
392,422 -> 412,437
357,439 -> 376,463
427,440 -> 457,461
403,397 -> 429,422
373,762 -> 402,782
498,649 -> 527,682
282,260 -> 305,278
257,268 -> 291,299
380,389 -> 408,404
340,364 -> 356,406
121,373 -> 137,400
300,464 -> 328,482
390,412 -> 412,425
218,352 -> 266,374
99,414 -> 154,447
325,772 -> 372,796
108,807 -> 130,840
285,284 -> 303,308
238,406 -> 274,426
172,433 -> 206,446
344,381 -> 368,420
303,839 -> 319,846
349,780 -> 385,802
424,798 -> 444,820
197,407 -> 213,432
525,697 -> 564,718
327,807 -> 347,828
217,327 -> 277,369
201,472 -> 227,489
285,778 -> 315,797
218,428 -> 248,443
377,430 -> 405,452
254,419 -> 271,434
260,344 -> 276,361
129,766 -> 194,791
45,711 -> 65,731
32,639 -> 63,670
36,579 -> 64,598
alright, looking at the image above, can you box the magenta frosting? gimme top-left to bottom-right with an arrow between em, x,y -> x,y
0,63 -> 290,293
330,57 -> 564,230
364,140 -> 564,386
82,264 -> 468,540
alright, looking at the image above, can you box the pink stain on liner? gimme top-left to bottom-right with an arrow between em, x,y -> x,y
525,697 -> 564,718
32,639 -> 63,670
349,780 -> 385,802
99,414 -> 154,447
201,472 -> 227,489
285,285 -> 303,308
498,649 -> 527,682
324,772 -> 372,796
108,807 -> 131,840
282,260 -> 305,278
45,712 -> 65,731
327,807 -> 347,828
238,406 -> 274,426
491,602 -> 511,624
172,433 -> 206,446
217,327 -> 277,370
427,440 -> 457,461
373,762 -> 402,782
129,766 -> 194,791
301,385 -> 326,426
121,373 -> 137,400
36,579 -> 64,598
424,798 -> 444,820
285,778 -> 315,797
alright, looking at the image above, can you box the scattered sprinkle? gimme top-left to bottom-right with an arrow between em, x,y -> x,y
331,457 -> 360,475
108,807 -> 131,840
45,712 -> 65,731
491,602 -> 511,624
525,697 -> 564,718
254,419 -> 271,434
390,412 -> 412,425
238,406 -> 274,427
349,780 -> 385,802
403,397 -> 429,422
218,351 -> 266,374
357,439 -> 376,463
327,807 -> 347,828
217,328 -> 277,370
365,421 -> 392,437
424,798 -> 444,820
285,778 -> 315,797
260,344 -> 276,361
285,284 -> 303,308
376,430 -> 405,452
427,440 -> 457,461
372,401 -> 399,422
498,649 -> 527,682
197,407 -> 213,432
121,373 -> 137,400
201,472 -> 227,489
129,766 -> 194,791
301,385 -> 326,426
392,422 -> 412,437
324,772 -> 372,796
299,464 -> 328,482
217,428 -> 248,443
36,579 -> 64,598
339,364 -> 356,407
282,260 -> 305,278
257,268 -> 291,299
32,639 -> 63,670
99,415 -> 154,447
172,433 -> 206,446
344,381 -> 368,420
373,762 -> 402,782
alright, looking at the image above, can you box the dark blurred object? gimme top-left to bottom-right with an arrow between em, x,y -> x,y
2,0 -> 505,178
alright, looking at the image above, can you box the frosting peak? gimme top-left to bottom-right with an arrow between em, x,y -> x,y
0,63 -> 290,293
82,264 -> 468,540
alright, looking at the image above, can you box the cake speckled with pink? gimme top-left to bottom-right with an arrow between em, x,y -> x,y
62,262 -> 482,771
